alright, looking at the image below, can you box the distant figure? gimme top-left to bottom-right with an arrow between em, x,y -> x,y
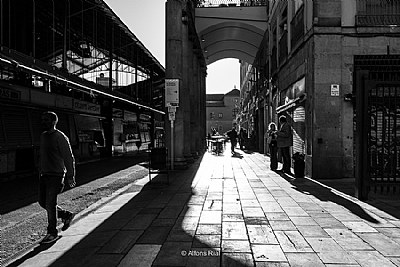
226,126 -> 239,154
39,111 -> 76,244
276,115 -> 293,175
239,128 -> 246,150
267,122 -> 278,170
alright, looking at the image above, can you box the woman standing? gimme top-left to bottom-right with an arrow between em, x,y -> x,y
267,122 -> 278,170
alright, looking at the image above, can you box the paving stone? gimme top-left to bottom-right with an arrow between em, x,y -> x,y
118,244 -> 161,267
325,228 -> 373,251
388,257 -> 400,266
196,224 -> 222,235
305,237 -> 343,252
222,221 -> 248,240
357,233 -> 400,256
158,206 -> 184,219
265,212 -> 290,221
281,207 -> 309,217
297,225 -> 330,237
318,250 -> 357,264
223,214 -> 244,222
247,225 -> 278,244
343,221 -> 379,233
176,216 -> 200,231
137,226 -> 171,244
348,251 -> 397,267
313,216 -> 346,229
243,207 -> 265,217
269,220 -> 297,231
82,254 -> 124,267
252,244 -> 287,262
377,227 -> 400,239
222,253 -> 253,267
204,200 -> 223,211
98,230 -> 143,254
285,252 -> 325,267
180,205 -> 203,217
123,214 -> 158,230
222,240 -> 251,253
255,262 -> 290,267
275,231 -> 313,252
150,218 -> 176,227
223,203 -> 242,214
73,230 -> 118,249
241,199 -> 261,207
275,197 -> 298,207
167,228 -> 195,242
199,211 -> 222,224
244,217 -> 270,225
193,234 -> 221,248
260,202 -> 285,213
152,241 -> 192,266
290,216 -> 318,226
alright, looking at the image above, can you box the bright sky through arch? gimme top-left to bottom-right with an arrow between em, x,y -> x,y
103,0 -> 240,95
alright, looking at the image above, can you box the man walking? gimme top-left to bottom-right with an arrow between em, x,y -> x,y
276,115 -> 293,175
226,126 -> 238,154
39,111 -> 76,244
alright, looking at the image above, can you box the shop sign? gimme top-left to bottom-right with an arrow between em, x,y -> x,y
73,99 -> 100,115
113,108 -> 124,118
124,110 -> 137,121
0,87 -> 21,101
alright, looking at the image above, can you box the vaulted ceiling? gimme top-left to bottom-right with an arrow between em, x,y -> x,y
195,5 -> 268,65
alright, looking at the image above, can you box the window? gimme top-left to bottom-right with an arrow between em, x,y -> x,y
232,108 -> 239,118
293,0 -> 304,14
218,113 -> 223,118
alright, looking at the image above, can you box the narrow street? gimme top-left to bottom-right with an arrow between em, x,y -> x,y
0,152 -> 150,265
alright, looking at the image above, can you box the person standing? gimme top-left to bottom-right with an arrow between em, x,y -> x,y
39,111 -> 76,244
276,115 -> 293,174
226,126 -> 238,154
267,122 -> 278,170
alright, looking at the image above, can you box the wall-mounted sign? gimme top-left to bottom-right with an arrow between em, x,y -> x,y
165,79 -> 179,107
0,87 -> 21,101
331,84 -> 340,96
74,99 -> 101,115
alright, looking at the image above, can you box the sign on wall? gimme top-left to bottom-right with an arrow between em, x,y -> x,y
165,79 -> 179,107
331,84 -> 340,96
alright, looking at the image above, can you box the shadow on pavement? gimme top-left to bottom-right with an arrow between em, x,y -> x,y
0,153 -> 149,215
274,171 -> 380,224
11,154 -> 247,266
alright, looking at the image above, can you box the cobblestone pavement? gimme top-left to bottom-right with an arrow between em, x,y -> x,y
6,145 -> 400,267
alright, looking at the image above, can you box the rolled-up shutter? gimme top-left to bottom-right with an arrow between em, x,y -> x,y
293,106 -> 305,154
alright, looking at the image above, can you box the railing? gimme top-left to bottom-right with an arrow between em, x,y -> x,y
196,0 -> 268,8
356,0 -> 400,26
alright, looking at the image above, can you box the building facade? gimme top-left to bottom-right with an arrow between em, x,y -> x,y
239,0 -> 400,198
206,89 -> 240,135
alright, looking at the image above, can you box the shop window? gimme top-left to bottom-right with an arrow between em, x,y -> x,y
218,113 -> 223,118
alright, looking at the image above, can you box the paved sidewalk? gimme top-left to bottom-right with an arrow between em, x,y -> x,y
8,146 -> 400,267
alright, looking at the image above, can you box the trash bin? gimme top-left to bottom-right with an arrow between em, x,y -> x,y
293,152 -> 305,178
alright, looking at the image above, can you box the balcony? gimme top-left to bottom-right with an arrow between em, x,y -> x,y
356,0 -> 400,26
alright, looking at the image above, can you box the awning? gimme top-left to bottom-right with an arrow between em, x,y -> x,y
276,93 -> 307,114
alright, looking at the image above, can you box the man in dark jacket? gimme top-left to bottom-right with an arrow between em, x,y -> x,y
39,111 -> 76,244
276,115 -> 293,174
226,127 -> 238,154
